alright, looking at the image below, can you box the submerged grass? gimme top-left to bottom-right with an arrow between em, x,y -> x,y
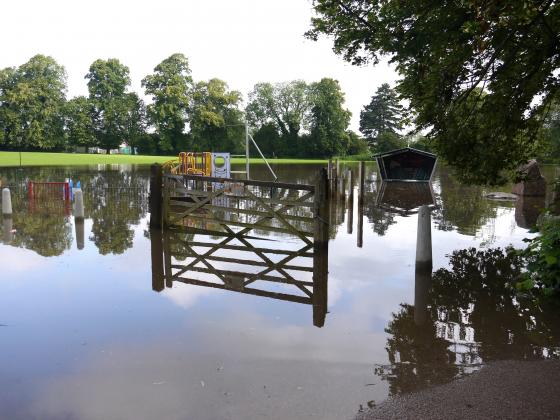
0,151 -> 372,167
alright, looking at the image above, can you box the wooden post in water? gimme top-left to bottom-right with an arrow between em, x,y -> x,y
163,230 -> 173,288
150,229 -> 165,292
415,205 -> 432,325
335,159 -> 340,181
150,164 -> 163,229
338,174 -> 346,225
357,161 -> 365,247
313,168 -> 329,328
338,174 -> 344,199
347,169 -> 353,234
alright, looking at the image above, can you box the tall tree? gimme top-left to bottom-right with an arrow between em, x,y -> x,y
142,53 -> 193,153
246,80 -> 310,154
359,83 -> 404,145
189,78 -> 244,152
0,67 -> 18,148
307,1 -> 560,184
86,58 -> 132,153
121,93 -> 147,154
65,96 -> 96,152
307,78 -> 351,157
0,55 -> 67,150
538,99 -> 560,163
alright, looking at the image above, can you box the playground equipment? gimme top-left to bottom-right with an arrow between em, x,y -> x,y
162,152 -> 231,178
28,181 -> 71,201
161,123 -> 278,181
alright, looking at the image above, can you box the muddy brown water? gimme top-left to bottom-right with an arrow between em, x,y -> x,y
0,163 -> 559,420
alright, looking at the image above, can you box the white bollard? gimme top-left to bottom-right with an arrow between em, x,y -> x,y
414,205 -> 433,326
2,188 -> 12,216
75,219 -> 84,250
414,267 -> 431,326
3,216 -> 13,244
74,189 -> 84,219
415,205 -> 432,269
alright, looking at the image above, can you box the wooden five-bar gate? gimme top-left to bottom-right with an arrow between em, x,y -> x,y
150,166 -> 329,327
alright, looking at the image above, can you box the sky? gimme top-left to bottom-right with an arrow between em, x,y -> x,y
1,0 -> 398,131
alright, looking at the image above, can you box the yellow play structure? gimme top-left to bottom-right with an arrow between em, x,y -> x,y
159,126 -> 278,181
163,152 -> 213,176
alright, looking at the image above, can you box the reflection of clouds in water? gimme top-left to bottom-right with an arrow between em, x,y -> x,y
23,311 -> 389,420
475,207 -> 536,247
162,282 -> 216,309
0,245 -> 46,273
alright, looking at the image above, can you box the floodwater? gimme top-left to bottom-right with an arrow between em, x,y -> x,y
0,163 -> 559,420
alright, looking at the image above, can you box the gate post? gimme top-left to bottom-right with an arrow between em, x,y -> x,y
313,168 -> 329,327
150,164 -> 163,229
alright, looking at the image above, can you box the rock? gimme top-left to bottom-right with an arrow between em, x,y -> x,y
512,160 -> 546,196
484,192 -> 517,200
515,196 -> 545,228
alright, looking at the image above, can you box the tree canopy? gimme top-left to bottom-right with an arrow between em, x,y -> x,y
2,54 -> 368,158
86,58 -> 142,153
190,78 -> 244,152
0,55 -> 67,150
308,78 -> 352,157
307,0 -> 560,183
64,96 -> 96,151
360,83 -> 404,142
246,79 -> 355,157
142,53 -> 193,152
246,80 -> 310,153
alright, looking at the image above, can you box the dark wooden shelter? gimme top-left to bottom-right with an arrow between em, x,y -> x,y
375,147 -> 437,182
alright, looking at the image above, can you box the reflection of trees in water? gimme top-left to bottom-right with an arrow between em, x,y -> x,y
377,248 -> 560,396
0,192 -> 72,257
432,170 -> 502,235
0,166 -> 150,256
85,169 -> 149,255
376,303 -> 460,395
364,185 -> 396,236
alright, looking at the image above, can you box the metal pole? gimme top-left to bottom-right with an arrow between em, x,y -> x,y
249,134 -> 278,181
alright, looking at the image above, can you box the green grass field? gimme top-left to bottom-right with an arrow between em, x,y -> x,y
0,151 -> 333,167
0,151 -> 372,167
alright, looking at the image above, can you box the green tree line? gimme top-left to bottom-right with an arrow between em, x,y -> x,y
0,54 -> 372,158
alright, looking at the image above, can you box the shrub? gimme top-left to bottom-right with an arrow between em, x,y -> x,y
516,215 -> 560,295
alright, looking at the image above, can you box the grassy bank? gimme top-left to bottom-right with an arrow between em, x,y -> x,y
0,151 -> 373,167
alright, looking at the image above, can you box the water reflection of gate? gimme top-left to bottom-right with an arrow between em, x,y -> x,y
151,169 -> 329,327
